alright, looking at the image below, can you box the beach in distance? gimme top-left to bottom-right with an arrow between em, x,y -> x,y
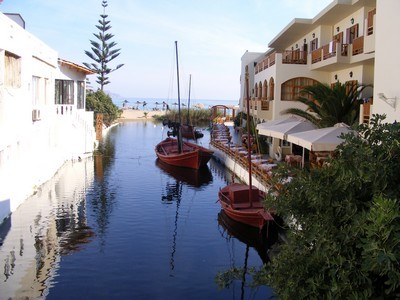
116,97 -> 238,120
119,108 -> 166,121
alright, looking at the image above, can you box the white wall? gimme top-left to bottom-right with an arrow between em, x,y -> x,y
0,13 -> 96,224
372,0 -> 400,122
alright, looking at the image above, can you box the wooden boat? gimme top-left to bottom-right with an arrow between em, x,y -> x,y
217,68 -> 274,230
156,137 -> 213,170
155,41 -> 213,169
181,75 -> 204,140
181,124 -> 204,140
218,183 -> 273,230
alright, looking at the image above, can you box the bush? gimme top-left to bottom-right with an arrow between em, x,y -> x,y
153,108 -> 212,125
264,115 -> 400,298
86,90 -> 121,127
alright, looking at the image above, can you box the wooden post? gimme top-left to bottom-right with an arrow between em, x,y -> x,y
96,113 -> 103,141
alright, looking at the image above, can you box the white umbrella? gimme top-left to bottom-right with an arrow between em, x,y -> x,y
257,119 -> 317,140
256,116 -> 305,135
194,103 -> 205,109
286,123 -> 353,152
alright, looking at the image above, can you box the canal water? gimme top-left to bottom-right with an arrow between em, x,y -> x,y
0,121 -> 276,299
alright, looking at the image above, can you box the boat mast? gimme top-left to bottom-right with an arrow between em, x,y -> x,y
175,41 -> 183,153
245,68 -> 253,206
187,74 -> 191,125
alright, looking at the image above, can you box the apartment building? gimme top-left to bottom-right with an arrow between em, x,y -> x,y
0,12 -> 96,223
240,0 -> 399,159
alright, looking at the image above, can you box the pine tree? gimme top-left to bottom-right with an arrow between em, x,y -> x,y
84,0 -> 124,91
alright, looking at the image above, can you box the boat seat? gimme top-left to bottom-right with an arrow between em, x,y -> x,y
232,201 -> 264,209
228,184 -> 264,209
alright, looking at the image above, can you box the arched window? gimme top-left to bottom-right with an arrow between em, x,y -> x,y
263,79 -> 268,100
258,81 -> 262,100
281,77 -> 318,101
269,77 -> 275,100
254,82 -> 258,98
261,79 -> 269,110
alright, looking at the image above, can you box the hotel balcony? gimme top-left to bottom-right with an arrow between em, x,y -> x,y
310,34 -> 374,71
310,41 -> 351,71
255,52 -> 276,74
255,50 -> 307,75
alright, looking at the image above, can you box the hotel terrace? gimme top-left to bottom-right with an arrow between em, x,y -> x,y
239,0 -> 399,161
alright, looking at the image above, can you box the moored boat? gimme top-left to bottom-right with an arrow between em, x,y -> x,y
155,41 -> 213,169
181,124 -> 204,139
155,137 -> 213,170
218,183 -> 273,230
217,67 -> 274,230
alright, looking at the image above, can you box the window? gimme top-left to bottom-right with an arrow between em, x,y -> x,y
346,24 -> 359,44
44,78 -> 50,105
269,77 -> 275,100
77,81 -> 85,109
5,51 -> 21,88
32,76 -> 40,106
55,80 -> 74,104
333,32 -> 343,44
281,77 -> 319,101
345,80 -> 358,95
263,79 -> 268,100
310,38 -> 319,52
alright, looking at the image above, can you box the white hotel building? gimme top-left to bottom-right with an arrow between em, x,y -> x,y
0,13 -> 96,223
240,0 -> 399,159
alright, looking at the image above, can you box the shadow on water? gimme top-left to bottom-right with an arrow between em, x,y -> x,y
155,158 -> 213,188
216,211 -> 278,299
156,160 -> 215,274
90,126 -> 118,248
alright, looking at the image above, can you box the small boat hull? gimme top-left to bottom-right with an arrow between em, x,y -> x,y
218,183 -> 274,230
181,125 -> 204,139
155,138 -> 213,169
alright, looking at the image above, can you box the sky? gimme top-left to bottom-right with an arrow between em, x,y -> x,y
1,0 -> 332,101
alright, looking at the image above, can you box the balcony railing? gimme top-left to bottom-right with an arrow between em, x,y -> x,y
352,36 -> 364,55
255,52 -> 276,74
311,48 -> 322,63
282,50 -> 307,64
322,42 -> 336,60
311,42 -> 349,64
261,100 -> 269,111
367,8 -> 376,36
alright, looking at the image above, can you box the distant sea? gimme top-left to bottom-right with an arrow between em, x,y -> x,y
110,95 -> 238,110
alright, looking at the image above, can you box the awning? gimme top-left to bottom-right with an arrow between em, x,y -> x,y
256,116 -> 301,134
286,123 -> 353,152
257,119 -> 317,140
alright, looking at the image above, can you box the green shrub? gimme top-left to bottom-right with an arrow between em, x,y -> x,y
86,90 -> 121,127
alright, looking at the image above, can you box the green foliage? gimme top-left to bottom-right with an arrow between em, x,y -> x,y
264,114 -> 400,298
153,108 -> 212,124
83,0 -> 124,90
86,90 -> 121,126
282,81 -> 372,128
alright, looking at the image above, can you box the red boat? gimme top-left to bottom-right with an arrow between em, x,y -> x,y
217,68 -> 274,230
181,124 -> 204,140
156,42 -> 213,170
155,137 -> 213,170
218,183 -> 273,230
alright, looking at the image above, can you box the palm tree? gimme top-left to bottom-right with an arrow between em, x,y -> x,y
282,81 -> 372,128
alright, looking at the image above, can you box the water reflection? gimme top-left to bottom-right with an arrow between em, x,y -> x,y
91,127 -> 118,248
157,160 -> 214,273
217,211 -> 278,299
218,211 -> 278,264
0,158 -> 95,299
155,159 -> 213,188
0,122 -> 275,299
